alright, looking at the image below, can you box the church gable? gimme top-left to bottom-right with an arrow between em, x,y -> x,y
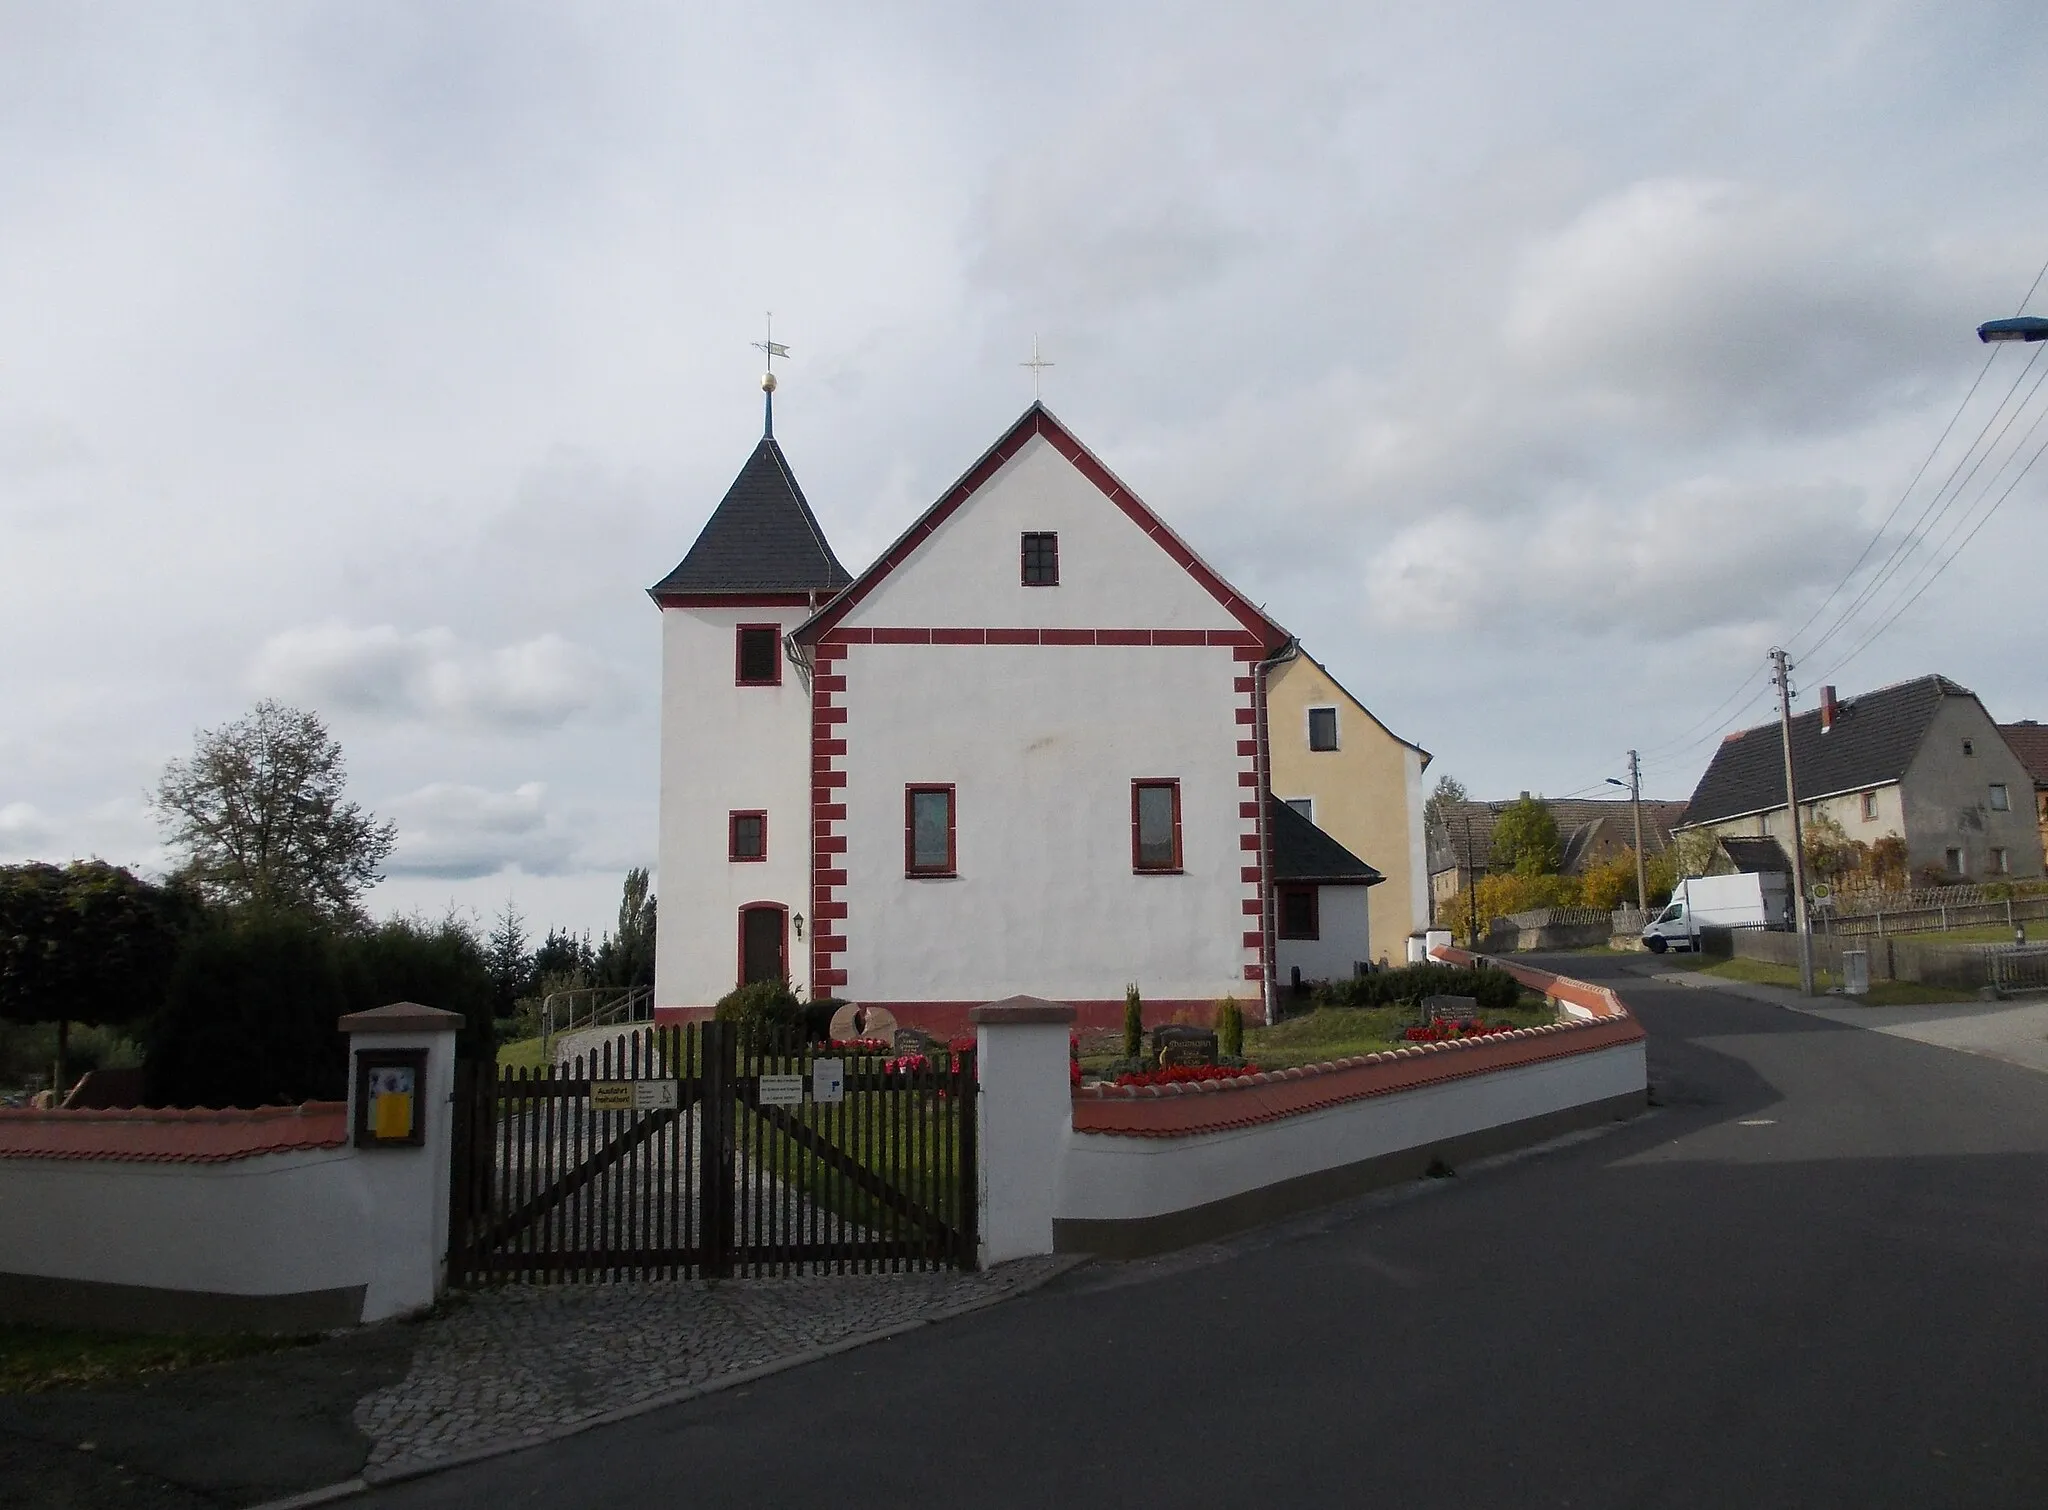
794,405 -> 1286,646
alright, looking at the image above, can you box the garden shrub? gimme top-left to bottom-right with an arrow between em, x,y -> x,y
1121,983 -> 1143,1062
1215,997 -> 1244,1059
714,978 -> 805,1049
1313,964 -> 1521,1017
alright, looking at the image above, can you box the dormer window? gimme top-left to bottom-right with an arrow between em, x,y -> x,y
1021,532 -> 1059,586
736,625 -> 781,686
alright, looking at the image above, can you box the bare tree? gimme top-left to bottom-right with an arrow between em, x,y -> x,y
152,700 -> 396,923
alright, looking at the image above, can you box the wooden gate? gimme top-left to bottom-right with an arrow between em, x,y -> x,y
448,1021 -> 977,1283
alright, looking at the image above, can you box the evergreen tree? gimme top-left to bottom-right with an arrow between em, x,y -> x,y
485,901 -> 531,1019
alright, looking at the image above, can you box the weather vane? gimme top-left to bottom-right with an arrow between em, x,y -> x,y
1020,334 -> 1054,400
755,312 -> 790,437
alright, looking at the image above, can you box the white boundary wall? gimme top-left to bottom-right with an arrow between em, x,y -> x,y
1056,1041 -> 1645,1230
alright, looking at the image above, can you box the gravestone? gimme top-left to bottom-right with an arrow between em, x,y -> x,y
892,1027 -> 939,1058
827,1003 -> 898,1044
1152,1025 -> 1218,1068
1420,994 -> 1477,1023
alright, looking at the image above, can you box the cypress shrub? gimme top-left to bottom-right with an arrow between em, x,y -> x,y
1215,997 -> 1244,1059
1121,983 -> 1143,1061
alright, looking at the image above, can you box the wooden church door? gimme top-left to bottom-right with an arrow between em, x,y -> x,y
739,905 -> 786,986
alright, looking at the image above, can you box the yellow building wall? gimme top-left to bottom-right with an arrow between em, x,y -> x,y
1267,653 -> 1430,955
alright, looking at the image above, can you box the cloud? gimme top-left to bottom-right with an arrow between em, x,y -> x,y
1365,478 -> 1862,641
250,623 -> 624,729
0,802 -> 57,858
383,780 -> 580,879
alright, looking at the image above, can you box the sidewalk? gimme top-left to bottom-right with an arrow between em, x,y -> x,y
1624,960 -> 2048,1078
1,1259 -> 1077,1510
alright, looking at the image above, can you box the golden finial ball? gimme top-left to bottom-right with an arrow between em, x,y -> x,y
761,372 -> 778,393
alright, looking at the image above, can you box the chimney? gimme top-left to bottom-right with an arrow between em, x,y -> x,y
1820,685 -> 1837,734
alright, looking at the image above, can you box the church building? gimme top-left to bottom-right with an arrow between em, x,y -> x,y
649,388 -> 1389,1031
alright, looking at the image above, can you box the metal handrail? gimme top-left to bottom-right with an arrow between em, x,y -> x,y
540,985 -> 654,1056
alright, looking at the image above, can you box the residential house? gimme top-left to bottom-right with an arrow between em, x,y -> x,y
649,400 -> 1388,1030
1677,675 -> 2045,884
1266,648 -> 1430,953
1427,797 -> 1687,921
1996,721 -> 2048,864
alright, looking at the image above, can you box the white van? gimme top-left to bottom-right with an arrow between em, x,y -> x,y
1642,872 -> 1791,954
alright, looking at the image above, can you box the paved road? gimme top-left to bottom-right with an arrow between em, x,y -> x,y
368,956 -> 2048,1509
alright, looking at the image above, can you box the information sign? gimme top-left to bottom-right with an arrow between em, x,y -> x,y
591,1081 -> 633,1112
633,1080 -> 679,1111
812,1058 -> 846,1105
757,1073 -> 805,1108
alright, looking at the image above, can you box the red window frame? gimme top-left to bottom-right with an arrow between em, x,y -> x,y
1131,779 -> 1183,873
1278,884 -> 1320,940
905,784 -> 957,876
734,624 -> 783,686
728,810 -> 767,862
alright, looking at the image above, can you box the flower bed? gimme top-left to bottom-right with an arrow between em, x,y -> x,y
1112,1062 -> 1263,1088
1402,1018 -> 1514,1043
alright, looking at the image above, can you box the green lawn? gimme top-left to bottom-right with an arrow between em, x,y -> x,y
0,1324 -> 311,1394
1663,953 -> 1978,1005
495,1036 -> 548,1073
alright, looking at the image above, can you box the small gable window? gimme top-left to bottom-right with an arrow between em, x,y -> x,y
736,625 -> 781,686
729,811 -> 766,862
1021,532 -> 1059,586
1860,791 -> 1878,821
1278,884 -> 1319,940
1285,797 -> 1314,821
1990,784 -> 2010,812
905,786 -> 956,876
1963,738 -> 1976,757
1132,779 -> 1182,872
1308,707 -> 1339,752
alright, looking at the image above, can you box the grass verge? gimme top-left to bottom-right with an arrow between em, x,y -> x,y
1659,953 -> 1979,1005
0,1323 -> 313,1394
496,1036 -> 548,1073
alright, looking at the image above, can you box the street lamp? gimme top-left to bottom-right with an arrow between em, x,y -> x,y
1606,751 -> 1648,915
1978,316 -> 2048,343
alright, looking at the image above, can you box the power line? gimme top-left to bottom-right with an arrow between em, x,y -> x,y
1818,413 -> 2048,683
1803,341 -> 2047,660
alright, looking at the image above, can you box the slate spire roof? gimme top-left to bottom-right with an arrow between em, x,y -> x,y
648,436 -> 852,602
1269,796 -> 1383,886
1680,674 -> 1977,828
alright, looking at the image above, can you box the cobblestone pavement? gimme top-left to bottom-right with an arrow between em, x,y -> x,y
353,1259 -> 1076,1479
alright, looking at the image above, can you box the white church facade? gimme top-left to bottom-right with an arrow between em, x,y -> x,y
651,402 -> 1388,1033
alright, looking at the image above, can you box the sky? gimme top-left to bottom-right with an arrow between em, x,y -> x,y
4,1 -> 2046,941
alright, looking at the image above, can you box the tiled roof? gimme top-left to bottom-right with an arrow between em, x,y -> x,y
1682,674 -> 1974,827
648,437 -> 852,600
1431,798 -> 1686,874
1999,722 -> 2048,786
1073,950 -> 1640,1137
0,1102 -> 348,1163
1269,796 -> 1382,885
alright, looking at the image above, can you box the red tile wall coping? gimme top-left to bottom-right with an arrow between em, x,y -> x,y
1073,956 -> 1644,1138
0,1102 -> 350,1164
651,999 -> 1229,1036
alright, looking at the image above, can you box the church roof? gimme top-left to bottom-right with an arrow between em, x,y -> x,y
790,403 -> 1290,652
1269,796 -> 1383,886
648,436 -> 852,603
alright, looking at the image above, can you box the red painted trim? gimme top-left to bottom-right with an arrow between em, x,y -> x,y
728,809 -> 767,863
652,591 -> 817,609
810,626 -> 1261,648
1235,677 -> 1257,693
1235,707 -> 1257,724
1238,771 -> 1259,787
1238,802 -> 1260,819
1253,654 -> 1276,1020
839,998 -> 1227,1036
816,968 -> 848,988
1243,964 -> 1265,982
1243,898 -> 1263,915
905,783 -> 958,876
1242,931 -> 1264,948
1236,740 -> 1258,757
734,623 -> 785,686
1239,833 -> 1261,851
790,407 -> 1289,651
1241,867 -> 1262,883
735,902 -> 790,990
814,901 -> 847,920
1131,778 -> 1183,872
815,674 -> 846,692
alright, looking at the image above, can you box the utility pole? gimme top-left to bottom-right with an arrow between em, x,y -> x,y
1771,647 -> 1815,995
1628,749 -> 1647,915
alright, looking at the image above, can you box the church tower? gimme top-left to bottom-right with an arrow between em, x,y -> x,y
648,370 -> 850,1009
